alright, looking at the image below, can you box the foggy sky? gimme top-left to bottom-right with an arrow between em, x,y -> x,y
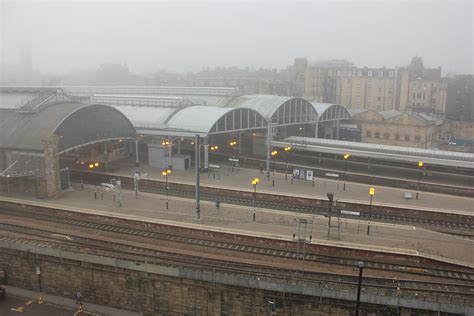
1,0 -> 473,75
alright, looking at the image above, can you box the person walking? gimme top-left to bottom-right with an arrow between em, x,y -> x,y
75,289 -> 83,307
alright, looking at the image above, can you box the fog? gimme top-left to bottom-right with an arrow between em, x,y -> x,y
1,0 -> 473,74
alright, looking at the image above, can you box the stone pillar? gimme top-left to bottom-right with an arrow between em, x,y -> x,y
42,135 -> 61,198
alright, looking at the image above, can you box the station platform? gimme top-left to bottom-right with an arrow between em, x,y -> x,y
109,160 -> 474,214
1,181 -> 473,267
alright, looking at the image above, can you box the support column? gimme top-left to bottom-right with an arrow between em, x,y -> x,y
238,133 -> 242,154
315,119 -> 319,138
336,119 -> 340,140
104,141 -> 109,170
135,139 -> 139,167
203,137 -> 209,171
266,121 -> 272,177
195,134 -> 201,220
168,136 -> 172,169
177,139 -> 181,154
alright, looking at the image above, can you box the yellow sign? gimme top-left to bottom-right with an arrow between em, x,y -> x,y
418,161 -> 424,167
369,187 -> 375,196
344,154 -> 350,159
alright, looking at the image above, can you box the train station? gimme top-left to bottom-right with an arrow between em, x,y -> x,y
0,86 -> 473,315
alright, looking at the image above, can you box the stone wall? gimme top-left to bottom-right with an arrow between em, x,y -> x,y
0,135 -> 61,198
42,135 -> 60,198
0,248 -> 432,316
437,120 -> 474,141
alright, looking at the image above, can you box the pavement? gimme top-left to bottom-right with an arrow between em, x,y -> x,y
110,160 -> 474,214
0,286 -> 140,316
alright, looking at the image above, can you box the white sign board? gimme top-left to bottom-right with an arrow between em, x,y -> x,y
293,168 -> 314,181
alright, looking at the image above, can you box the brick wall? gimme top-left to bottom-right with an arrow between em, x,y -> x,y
0,248 -> 411,316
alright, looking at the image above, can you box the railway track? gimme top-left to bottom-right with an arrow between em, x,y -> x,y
72,170 -> 474,237
1,222 -> 473,301
1,207 -> 473,285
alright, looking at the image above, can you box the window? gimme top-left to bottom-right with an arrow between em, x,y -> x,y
376,105 -> 381,111
366,131 -> 371,138
417,92 -> 421,98
395,133 -> 400,140
384,132 -> 390,139
378,71 -> 383,77
415,135 -> 421,143
422,93 -> 426,99
413,82 -> 417,89
389,71 -> 394,77
377,96 -> 382,101
412,92 -> 416,98
405,135 -> 410,141
368,71 -> 372,77
358,71 -> 362,77
375,132 -> 380,138
378,87 -> 382,93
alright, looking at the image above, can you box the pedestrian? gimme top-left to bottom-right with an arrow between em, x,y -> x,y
75,289 -> 83,307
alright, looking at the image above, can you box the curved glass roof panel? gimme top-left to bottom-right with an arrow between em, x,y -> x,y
113,105 -> 178,129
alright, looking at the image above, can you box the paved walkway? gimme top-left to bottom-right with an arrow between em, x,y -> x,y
2,286 -> 140,316
111,161 -> 474,214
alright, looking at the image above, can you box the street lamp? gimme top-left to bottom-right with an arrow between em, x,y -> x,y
343,154 -> 350,191
251,178 -> 260,221
271,150 -> 278,186
284,146 -> 292,181
162,169 -> 172,209
416,161 -> 423,200
367,187 -> 375,235
210,145 -> 219,151
229,140 -> 237,147
355,261 -> 364,316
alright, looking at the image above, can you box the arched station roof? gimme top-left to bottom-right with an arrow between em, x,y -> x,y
165,106 -> 267,135
311,102 -> 351,122
227,94 -> 318,126
0,102 -> 136,153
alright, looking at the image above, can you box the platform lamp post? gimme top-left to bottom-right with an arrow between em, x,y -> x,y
416,160 -> 423,200
367,187 -> 375,235
284,146 -> 292,181
162,169 -> 171,210
252,177 -> 260,221
271,150 -> 278,187
355,261 -> 364,316
326,192 -> 334,239
343,154 -> 350,191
